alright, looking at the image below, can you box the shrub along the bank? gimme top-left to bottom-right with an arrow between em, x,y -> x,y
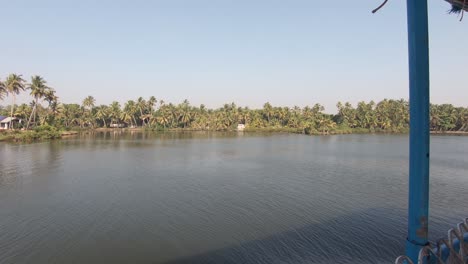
12,125 -> 62,142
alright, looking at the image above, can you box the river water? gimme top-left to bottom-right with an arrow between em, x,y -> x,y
0,132 -> 467,264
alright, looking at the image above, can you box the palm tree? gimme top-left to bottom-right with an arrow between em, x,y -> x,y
82,96 -> 95,110
0,79 -> 6,100
120,111 -> 133,126
263,102 -> 273,124
43,88 -> 58,125
456,108 -> 468,132
109,101 -> 122,125
5,74 -> 26,129
123,100 -> 138,126
142,96 -> 157,126
95,105 -> 109,127
318,117 -> 336,134
57,103 -> 81,128
178,107 -> 191,128
155,113 -> 168,129
80,96 -> 96,128
238,107 -> 250,125
14,103 -> 31,122
36,105 -> 50,126
26,76 -> 50,129
156,106 -> 171,129
136,97 -> 147,126
3,73 -> 468,133
148,96 -> 157,112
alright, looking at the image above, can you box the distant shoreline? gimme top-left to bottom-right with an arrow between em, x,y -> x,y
67,128 -> 468,136
2,128 -> 468,143
429,131 -> 468,136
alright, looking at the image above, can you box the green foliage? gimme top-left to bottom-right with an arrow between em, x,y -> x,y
0,130 -> 13,141
12,125 -> 61,142
1,73 -> 468,137
0,135 -> 13,141
33,124 -> 53,132
144,123 -> 166,131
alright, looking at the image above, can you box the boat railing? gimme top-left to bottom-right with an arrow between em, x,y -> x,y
395,218 -> 468,263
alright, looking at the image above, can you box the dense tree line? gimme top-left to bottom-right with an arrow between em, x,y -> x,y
1,74 -> 467,133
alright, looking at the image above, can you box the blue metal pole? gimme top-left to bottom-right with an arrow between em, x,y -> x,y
405,0 -> 430,262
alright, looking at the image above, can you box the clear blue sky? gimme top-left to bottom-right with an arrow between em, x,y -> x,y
1,0 -> 466,112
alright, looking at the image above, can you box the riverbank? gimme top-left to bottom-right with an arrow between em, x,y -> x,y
62,127 -> 468,136
61,131 -> 79,136
0,126 -> 79,142
1,127 -> 467,142
429,131 -> 468,136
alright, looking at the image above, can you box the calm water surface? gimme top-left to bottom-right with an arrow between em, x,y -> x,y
0,132 -> 467,264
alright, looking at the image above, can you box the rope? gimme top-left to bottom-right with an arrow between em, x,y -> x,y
372,0 -> 389,14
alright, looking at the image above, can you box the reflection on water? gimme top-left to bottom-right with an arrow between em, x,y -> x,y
0,133 -> 467,264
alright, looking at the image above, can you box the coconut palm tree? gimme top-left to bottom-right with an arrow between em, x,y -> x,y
82,96 -> 95,110
42,88 -> 59,125
80,96 -> 95,128
456,108 -> 468,132
26,76 -> 50,129
178,107 -> 191,128
136,97 -> 147,126
0,79 -> 6,100
238,107 -> 250,126
120,111 -> 133,127
318,117 -> 336,134
123,100 -> 138,126
156,106 -> 171,129
109,101 -> 122,125
5,74 -> 26,129
95,105 -> 109,127
148,96 -> 157,112
2,73 -> 468,133
263,102 -> 274,124
14,103 -> 31,126
57,103 -> 81,128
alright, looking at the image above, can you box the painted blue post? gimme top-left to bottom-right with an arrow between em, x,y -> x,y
405,0 -> 430,262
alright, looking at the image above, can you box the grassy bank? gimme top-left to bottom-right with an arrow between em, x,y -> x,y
1,126 -> 467,143
243,127 -> 303,133
0,134 -> 14,141
301,126 -> 410,135
0,125 -> 62,142
430,131 -> 468,136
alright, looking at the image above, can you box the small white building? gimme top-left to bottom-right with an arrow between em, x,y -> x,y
0,117 -> 18,130
109,123 -> 125,128
237,124 -> 245,131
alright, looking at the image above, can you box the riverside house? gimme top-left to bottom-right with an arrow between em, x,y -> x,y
0,116 -> 20,130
